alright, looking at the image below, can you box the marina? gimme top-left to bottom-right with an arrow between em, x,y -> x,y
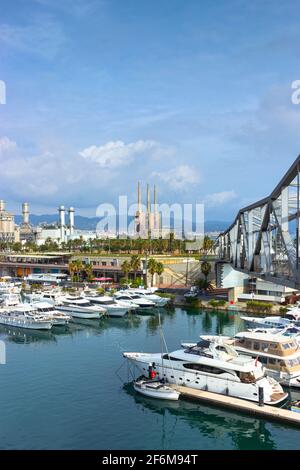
2,305 -> 300,450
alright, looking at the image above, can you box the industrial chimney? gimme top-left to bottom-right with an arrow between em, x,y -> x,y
68,207 -> 75,235
0,200 -> 6,212
22,202 -> 29,225
59,205 -> 66,242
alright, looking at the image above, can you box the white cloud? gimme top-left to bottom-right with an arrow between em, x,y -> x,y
153,165 -> 200,190
79,139 -> 158,169
0,16 -> 66,59
205,190 -> 237,207
0,136 -> 17,154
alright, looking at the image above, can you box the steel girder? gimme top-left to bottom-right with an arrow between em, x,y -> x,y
216,155 -> 300,289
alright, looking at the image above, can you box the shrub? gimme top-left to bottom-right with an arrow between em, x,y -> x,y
130,276 -> 144,288
279,306 -> 288,315
208,299 -> 226,308
156,292 -> 176,300
246,301 -> 273,314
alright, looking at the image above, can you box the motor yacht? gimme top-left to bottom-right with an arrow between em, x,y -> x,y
83,294 -> 130,317
114,292 -> 155,311
241,315 -> 291,329
55,295 -> 107,319
29,301 -> 71,325
123,338 -> 287,405
125,289 -> 170,307
0,304 -> 53,330
201,331 -> 300,388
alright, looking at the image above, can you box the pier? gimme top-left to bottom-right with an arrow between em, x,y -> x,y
171,385 -> 300,427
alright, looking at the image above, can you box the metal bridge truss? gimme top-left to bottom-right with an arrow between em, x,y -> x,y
217,156 -> 300,289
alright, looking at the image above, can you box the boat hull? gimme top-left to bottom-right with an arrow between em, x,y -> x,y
124,353 -> 288,406
56,306 -> 102,319
0,317 -> 52,330
134,382 -> 180,400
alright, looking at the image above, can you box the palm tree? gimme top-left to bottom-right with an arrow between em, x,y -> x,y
147,258 -> 157,287
69,259 -> 84,282
202,235 -> 214,256
201,260 -> 211,282
83,262 -> 94,282
121,260 -> 131,282
130,255 -> 141,280
155,261 -> 164,287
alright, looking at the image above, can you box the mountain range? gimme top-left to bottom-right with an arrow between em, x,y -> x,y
15,214 -> 230,233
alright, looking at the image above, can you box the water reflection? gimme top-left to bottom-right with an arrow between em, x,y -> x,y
181,308 -> 243,338
0,307 -> 246,346
123,382 -> 276,450
0,324 -> 57,344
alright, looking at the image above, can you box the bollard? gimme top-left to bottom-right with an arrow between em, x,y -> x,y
258,386 -> 264,407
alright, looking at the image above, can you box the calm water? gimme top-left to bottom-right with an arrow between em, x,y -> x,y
0,307 -> 299,450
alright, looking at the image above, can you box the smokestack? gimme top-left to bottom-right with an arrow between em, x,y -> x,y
59,205 -> 66,242
137,181 -> 141,213
22,202 -> 29,225
153,185 -> 158,230
0,200 -> 5,212
147,183 -> 150,215
69,207 -> 75,235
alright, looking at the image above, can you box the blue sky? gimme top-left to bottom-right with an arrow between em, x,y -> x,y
1,0 -> 300,221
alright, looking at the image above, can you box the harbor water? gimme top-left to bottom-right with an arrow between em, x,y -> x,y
0,307 -> 300,450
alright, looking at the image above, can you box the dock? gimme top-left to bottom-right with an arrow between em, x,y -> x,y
171,385 -> 300,426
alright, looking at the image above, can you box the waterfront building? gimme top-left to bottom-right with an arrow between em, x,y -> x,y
19,202 -> 37,243
35,205 -> 100,246
0,200 -> 20,243
216,262 -> 298,303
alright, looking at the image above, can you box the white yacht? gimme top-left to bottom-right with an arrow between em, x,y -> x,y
0,304 -> 53,330
0,292 -> 21,306
241,316 -> 291,329
22,291 -> 106,319
82,294 -> 130,317
114,292 -> 155,311
0,281 -> 21,294
123,338 -> 287,405
202,331 -> 300,388
30,301 -> 71,326
55,295 -> 107,319
285,303 -> 300,323
126,289 -> 170,307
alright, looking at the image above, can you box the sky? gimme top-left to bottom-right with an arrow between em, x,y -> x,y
1,0 -> 300,222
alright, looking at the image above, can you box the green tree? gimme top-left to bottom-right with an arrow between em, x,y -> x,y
69,259 -> 84,282
202,236 -> 214,256
201,260 -> 211,281
121,260 -> 131,282
130,255 -> 141,280
147,258 -> 157,287
155,262 -> 164,285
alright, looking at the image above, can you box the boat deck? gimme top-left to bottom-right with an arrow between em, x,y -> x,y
170,385 -> 300,427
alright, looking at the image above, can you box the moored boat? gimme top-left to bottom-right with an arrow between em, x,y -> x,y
133,379 -> 180,400
123,337 -> 288,406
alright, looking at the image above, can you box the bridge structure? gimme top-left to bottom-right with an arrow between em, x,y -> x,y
217,155 -> 300,290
